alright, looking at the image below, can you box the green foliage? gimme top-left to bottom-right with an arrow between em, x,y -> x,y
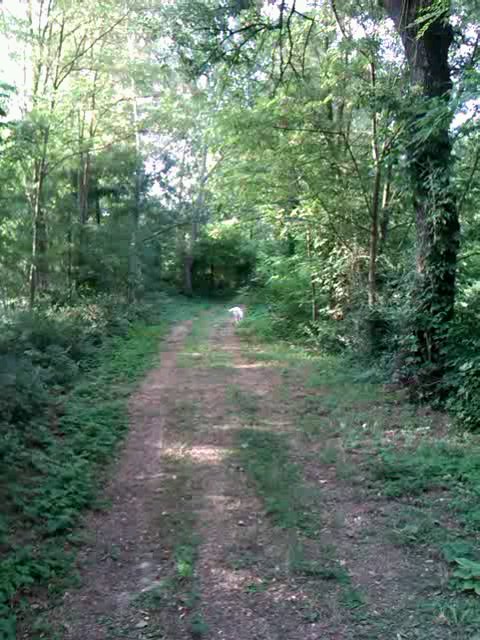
192,222 -> 256,294
452,558 -> 480,596
289,542 -> 350,583
189,613 -> 209,638
236,305 -> 284,342
246,250 -> 318,341
373,441 -> 480,497
447,356 -> 480,431
0,294 -> 174,433
0,295 -> 197,632
0,354 -> 49,424
175,543 -> 197,580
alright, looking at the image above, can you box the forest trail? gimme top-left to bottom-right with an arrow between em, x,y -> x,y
45,309 -> 462,640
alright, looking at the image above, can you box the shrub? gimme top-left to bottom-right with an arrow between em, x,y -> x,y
32,345 -> 80,387
237,306 -> 281,342
0,355 -> 48,426
448,357 -> 480,431
0,308 -> 93,363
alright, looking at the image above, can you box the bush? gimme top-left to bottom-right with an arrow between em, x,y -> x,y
448,357 -> 480,431
0,355 -> 48,426
0,295 -> 159,431
237,306 -> 278,342
441,291 -> 480,430
31,344 -> 80,387
0,308 -> 93,363
302,320 -> 344,353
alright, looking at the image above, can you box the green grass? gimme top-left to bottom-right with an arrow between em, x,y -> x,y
226,385 -> 259,422
236,428 -> 320,537
373,440 -> 480,497
372,438 -> 480,560
173,399 -> 198,433
244,580 -> 269,594
288,541 -> 349,582
0,299 -> 200,638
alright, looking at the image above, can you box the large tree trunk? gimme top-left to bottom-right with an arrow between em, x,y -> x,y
382,0 -> 459,383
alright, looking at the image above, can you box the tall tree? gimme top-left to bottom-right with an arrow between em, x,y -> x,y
380,0 -> 459,383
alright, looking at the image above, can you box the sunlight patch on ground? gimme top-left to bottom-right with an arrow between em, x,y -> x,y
233,363 -> 267,370
206,564 -> 257,591
253,419 -> 291,430
161,444 -> 190,457
187,445 -> 229,464
134,472 -> 165,481
208,421 -> 243,432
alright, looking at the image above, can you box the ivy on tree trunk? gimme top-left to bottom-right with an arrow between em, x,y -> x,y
382,0 -> 460,386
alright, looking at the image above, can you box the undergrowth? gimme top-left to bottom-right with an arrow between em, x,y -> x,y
0,294 -> 202,639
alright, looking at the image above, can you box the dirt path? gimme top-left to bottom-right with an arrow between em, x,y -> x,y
45,311 -> 464,640
47,321 -> 194,639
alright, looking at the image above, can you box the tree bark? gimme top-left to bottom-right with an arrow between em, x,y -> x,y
29,157 -> 48,307
382,0 -> 459,381
210,264 -> 215,291
306,227 -> 319,322
76,145 -> 90,285
368,61 -> 381,307
183,145 -> 208,296
183,254 -> 194,297
379,164 -> 393,252
368,167 -> 380,307
128,92 -> 142,303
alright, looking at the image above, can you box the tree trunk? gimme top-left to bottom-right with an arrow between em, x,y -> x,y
368,61 -> 381,307
128,161 -> 141,302
210,264 -> 215,290
29,160 -> 48,307
78,151 -> 90,227
94,175 -> 102,225
184,254 -> 194,297
379,164 -> 392,252
183,218 -> 197,297
67,210 -> 73,300
184,145 -> 208,296
128,86 -> 142,303
382,0 -> 459,382
76,148 -> 90,287
368,167 -> 380,307
307,228 -> 319,322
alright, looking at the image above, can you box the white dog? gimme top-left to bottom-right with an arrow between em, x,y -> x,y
229,306 -> 244,323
